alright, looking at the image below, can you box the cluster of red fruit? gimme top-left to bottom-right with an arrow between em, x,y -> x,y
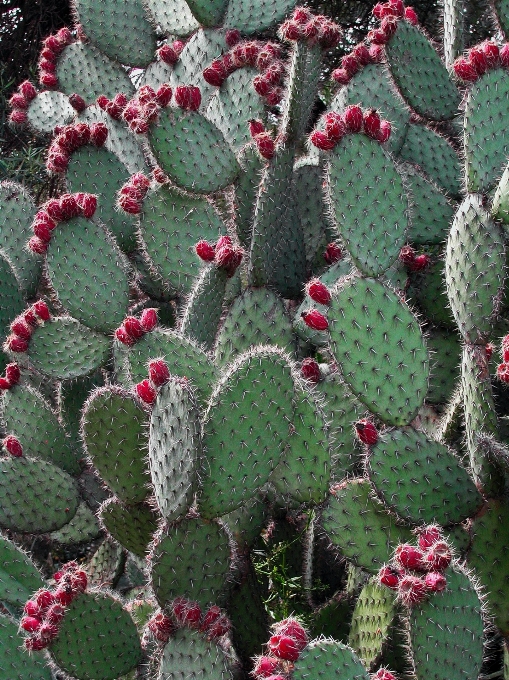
300,278 -> 332,331
114,308 -> 158,347
46,121 -> 108,173
157,39 -> 186,66
195,235 -> 245,278
496,335 -> 509,383
203,37 -> 285,106
37,27 -> 74,89
4,300 -> 51,353
331,42 -> 384,86
0,361 -> 20,390
252,617 -> 308,679
398,245 -> 431,272
8,80 -> 38,125
278,7 -> 342,49
134,358 -> 173,406
2,433 -> 23,457
28,191 -> 98,254
453,41 -> 509,82
310,105 -> 391,151
117,172 -> 151,215
368,0 -> 418,45
147,598 -> 231,644
378,526 -> 452,607
21,562 -> 88,652
248,120 -> 277,160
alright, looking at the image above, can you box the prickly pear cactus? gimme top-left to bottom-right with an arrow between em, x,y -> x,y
3,0 -> 509,678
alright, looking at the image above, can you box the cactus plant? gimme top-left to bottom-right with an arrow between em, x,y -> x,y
2,0 -> 509,679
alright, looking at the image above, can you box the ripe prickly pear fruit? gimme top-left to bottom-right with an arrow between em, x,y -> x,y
268,634 -> 301,661
423,540 -> 452,572
3,435 -> 23,457
140,308 -> 158,332
306,279 -> 331,305
397,574 -> 428,606
378,565 -> 400,589
417,524 -> 442,549
135,379 -> 157,405
301,309 -> 329,330
395,543 -> 425,571
252,656 -> 282,678
354,419 -> 378,445
148,359 -> 170,387
425,571 -> 447,592
301,357 -> 321,383
343,105 -> 364,132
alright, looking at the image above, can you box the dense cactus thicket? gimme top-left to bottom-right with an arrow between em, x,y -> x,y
2,0 -> 509,678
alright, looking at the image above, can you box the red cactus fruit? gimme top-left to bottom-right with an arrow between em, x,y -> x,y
40,72 -> 58,88
5,363 -> 21,386
264,86 -> 284,106
195,240 -> 216,262
69,93 -> 86,112
225,29 -> 242,47
70,570 -> 88,593
376,120 -> 391,142
36,589 -> 56,611
59,193 -> 80,220
331,68 -> 352,84
136,379 -> 157,405
363,109 -> 381,138
272,618 -> 308,650
268,634 -> 301,662
253,74 -> 272,96
0,377 -> 11,390
21,616 -> 42,633
3,435 -> 23,458
158,44 -> 180,65
342,53 -> 361,76
424,540 -> 451,572
306,279 -> 332,305
453,57 -> 478,82
172,598 -> 202,628
324,112 -> 346,143
353,43 -> 372,65
175,85 -> 201,111
417,524 -> 442,550
33,300 -> 51,321
343,105 -> 364,132
89,122 -> 108,147
301,309 -> 329,331
45,602 -> 67,625
397,574 -> 428,606
203,59 -> 229,87
425,571 -> 447,592
380,16 -> 398,39
75,193 -> 98,218
408,253 -> 431,271
207,614 -> 231,639
47,148 -> 69,173
19,80 -> 38,101
310,129 -> 336,150
372,669 -> 397,680
254,132 -> 276,159
9,93 -> 29,109
200,606 -> 222,631
378,565 -> 400,589
148,612 -> 175,642
9,109 -> 28,125
500,43 -> 509,67
404,6 -> 418,24
301,357 -> 321,383
399,244 -> 416,266
469,46 -> 488,75
55,586 -> 74,606
115,326 -> 135,346
155,83 -> 172,107
485,343 -> 494,360
395,543 -> 425,571
252,656 -> 282,678
249,119 -> 266,137
33,220 -> 52,243
123,317 -> 145,341
324,242 -> 342,264
39,622 -> 59,643
369,44 -> 385,62
497,363 -> 509,383
354,419 -> 379,445
11,318 -> 33,341
149,359 -> 170,387
24,600 -> 41,618
6,335 -> 29,352
140,308 -> 158,332
24,636 -> 46,652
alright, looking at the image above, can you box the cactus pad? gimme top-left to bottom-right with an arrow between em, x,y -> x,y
0,535 -> 44,608
157,627 -> 233,680
26,90 -> 75,133
0,614 -> 52,679
100,498 -> 158,557
223,0 -> 298,34
292,638 -> 371,680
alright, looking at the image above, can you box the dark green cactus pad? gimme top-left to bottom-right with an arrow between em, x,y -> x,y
2,384 -> 79,475
206,67 -> 265,151
468,498 -> 509,635
309,594 -> 356,641
408,256 -> 456,329
27,317 -> 110,380
222,496 -> 268,551
100,498 -> 158,557
49,501 -> 101,544
144,0 -> 199,35
46,218 -> 129,334
445,195 -> 506,344
403,164 -> 456,245
326,134 -> 408,277
214,287 -> 295,366
82,386 -> 149,504
348,578 -> 398,669
86,537 -> 125,588
57,41 -> 135,101
293,639 -> 371,680
409,566 -> 484,680
270,387 -> 331,504
283,42 -> 322,143
444,522 -> 471,556
139,185 -> 224,296
321,478 -> 412,573
366,427 -> 482,525
331,63 -> 410,155
384,21 -> 460,120
125,328 -> 217,407
149,107 -> 240,194
58,370 -> 104,452
185,0 -> 228,26
223,0 -> 298,33
150,517 -> 231,608
157,627 -> 233,680
464,68 -> 509,193
0,253 -> 25,346
494,0 -> 509,36
0,457 -> 79,533
129,250 -> 175,304
74,0 -> 156,67
49,591 -> 142,680
198,347 -> 294,518
0,535 -> 44,607
0,613 -> 52,680
0,182 -> 41,298
426,329 -> 460,404
66,145 -> 136,252
26,90 -> 75,133
180,265 -> 229,351
328,276 -> 429,426
397,123 -> 462,198
236,145 -> 264,250
492,159 -> 509,228
149,379 -> 201,522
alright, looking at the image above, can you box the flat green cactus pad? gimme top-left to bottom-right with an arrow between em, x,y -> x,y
236,145 -> 264,249
139,185 -> 224,296
426,329 -> 461,404
49,591 -> 142,680
491,158 -> 509,228
198,347 -> 295,518
74,0 -> 156,67
321,478 -> 413,573
26,90 -> 75,133
185,0 -> 228,26
157,627 -> 233,680
328,276 -> 429,426
464,68 -> 509,193
446,195 -> 506,344
366,427 -> 482,525
0,613 -> 52,680
293,639 -> 371,680
27,317 -> 110,380
409,566 -> 484,680
385,20 -> 460,120
0,535 -> 44,608
0,253 -> 25,348
223,0 -> 298,34
149,379 -> 201,522
0,457 -> 79,533
49,501 -> 101,545
82,386 -> 149,504
144,0 -> 199,35
149,107 -> 240,194
100,498 -> 158,557
326,134 -> 408,277
150,517 -> 231,608
180,265 -> 229,351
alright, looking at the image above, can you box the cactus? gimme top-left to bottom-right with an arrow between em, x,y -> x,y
2,0 -> 509,679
